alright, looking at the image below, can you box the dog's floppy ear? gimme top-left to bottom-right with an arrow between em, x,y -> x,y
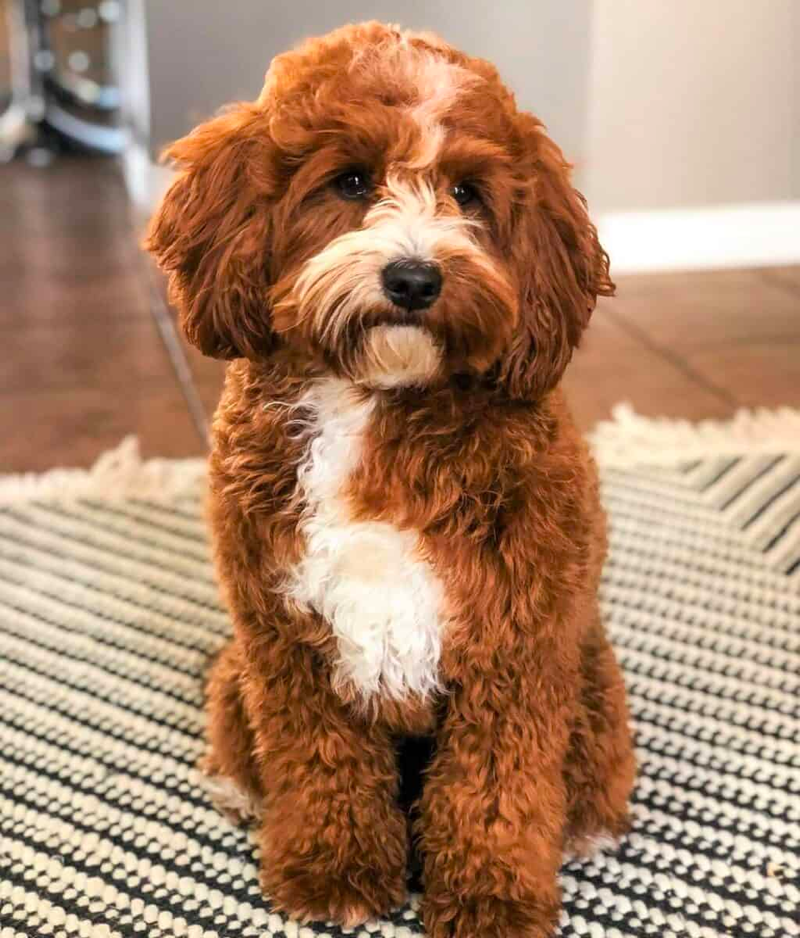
145,105 -> 278,360
498,115 -> 614,400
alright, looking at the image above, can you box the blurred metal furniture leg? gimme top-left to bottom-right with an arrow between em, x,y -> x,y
40,0 -> 125,153
0,0 -> 41,161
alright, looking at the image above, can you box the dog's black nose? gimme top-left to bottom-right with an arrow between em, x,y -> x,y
381,260 -> 442,311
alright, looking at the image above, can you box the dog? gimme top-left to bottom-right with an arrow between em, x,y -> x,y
146,21 -> 635,938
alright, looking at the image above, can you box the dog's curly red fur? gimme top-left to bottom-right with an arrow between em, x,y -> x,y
146,22 -> 635,937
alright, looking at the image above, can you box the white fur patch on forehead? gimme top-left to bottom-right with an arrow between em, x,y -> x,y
410,49 -> 469,108
405,55 -> 465,168
348,27 -> 472,96
349,31 -> 478,168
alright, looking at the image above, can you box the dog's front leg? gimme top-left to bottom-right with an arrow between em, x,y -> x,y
419,636 -> 576,938
239,637 -> 408,928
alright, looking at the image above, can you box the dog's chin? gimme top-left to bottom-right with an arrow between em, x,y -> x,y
355,324 -> 442,390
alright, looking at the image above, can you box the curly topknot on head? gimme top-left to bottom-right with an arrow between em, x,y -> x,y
146,21 -> 612,398
261,22 -> 478,104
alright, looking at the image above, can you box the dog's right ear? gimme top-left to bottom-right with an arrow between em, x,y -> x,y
145,105 -> 278,360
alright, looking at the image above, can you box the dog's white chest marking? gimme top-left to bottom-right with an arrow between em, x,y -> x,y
286,377 -> 444,701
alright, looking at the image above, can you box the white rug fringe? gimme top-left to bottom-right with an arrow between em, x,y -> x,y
0,436 -> 206,505
1,406 -> 799,503
589,404 -> 800,468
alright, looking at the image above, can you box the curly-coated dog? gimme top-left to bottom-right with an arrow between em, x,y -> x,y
146,21 -> 635,938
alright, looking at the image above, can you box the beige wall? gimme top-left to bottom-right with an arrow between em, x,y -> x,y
585,0 -> 800,213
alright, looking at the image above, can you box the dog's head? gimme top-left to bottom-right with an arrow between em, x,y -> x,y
146,22 -> 613,398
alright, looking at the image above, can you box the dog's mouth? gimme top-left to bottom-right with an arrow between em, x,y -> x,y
364,307 -> 426,330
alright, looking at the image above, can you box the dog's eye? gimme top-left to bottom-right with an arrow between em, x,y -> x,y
334,169 -> 373,201
451,181 -> 480,208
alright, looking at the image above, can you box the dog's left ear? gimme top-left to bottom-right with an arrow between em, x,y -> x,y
498,115 -> 614,400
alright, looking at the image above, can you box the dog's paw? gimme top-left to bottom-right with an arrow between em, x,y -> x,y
422,892 -> 557,938
262,865 -> 406,928
562,830 -> 622,863
200,773 -> 262,826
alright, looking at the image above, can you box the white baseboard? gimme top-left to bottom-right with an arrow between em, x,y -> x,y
122,144 -> 175,216
597,201 -> 800,274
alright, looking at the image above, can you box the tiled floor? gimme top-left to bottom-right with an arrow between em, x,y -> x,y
1,156 -> 798,473
563,267 -> 800,425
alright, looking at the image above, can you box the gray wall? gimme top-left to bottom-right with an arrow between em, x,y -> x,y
142,1 -> 593,171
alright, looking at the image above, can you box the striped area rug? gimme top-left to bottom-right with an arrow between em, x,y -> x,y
1,408 -> 799,938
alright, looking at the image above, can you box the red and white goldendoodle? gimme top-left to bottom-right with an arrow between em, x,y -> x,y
146,21 -> 635,938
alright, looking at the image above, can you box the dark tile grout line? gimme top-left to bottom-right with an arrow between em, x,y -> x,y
621,333 -> 800,352
144,263 -> 211,448
688,334 -> 800,350
117,168 -> 211,449
600,304 -> 740,408
756,268 -> 800,300
0,377 -> 190,402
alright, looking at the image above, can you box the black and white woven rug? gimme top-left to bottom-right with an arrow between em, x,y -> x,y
1,407 -> 799,938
